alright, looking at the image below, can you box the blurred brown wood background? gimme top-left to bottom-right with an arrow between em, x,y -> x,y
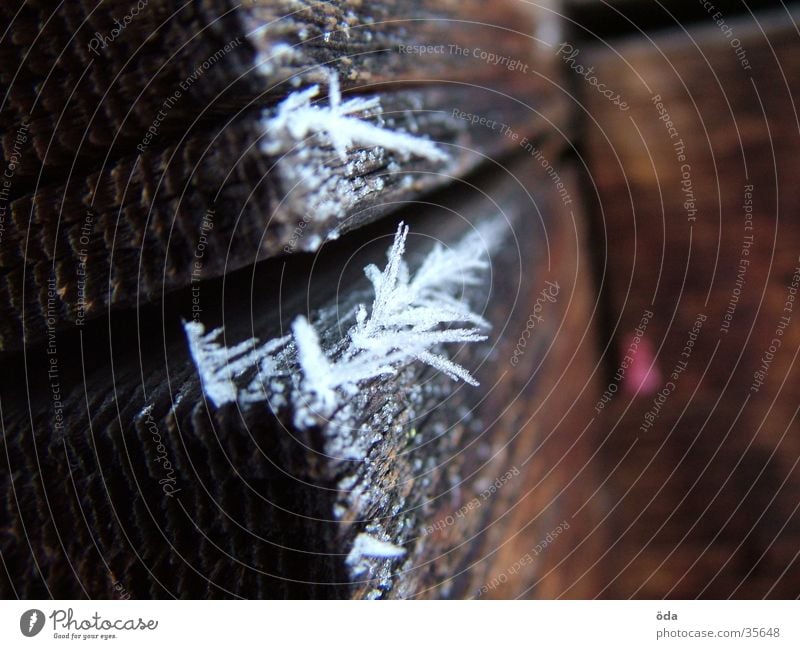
569,1 -> 800,597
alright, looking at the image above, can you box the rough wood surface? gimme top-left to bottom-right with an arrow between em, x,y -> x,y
0,85 -> 564,351
0,0 -> 607,602
0,151 -> 593,599
0,1 -> 565,351
0,0 -> 553,192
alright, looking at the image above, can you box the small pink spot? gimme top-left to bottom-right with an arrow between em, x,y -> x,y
622,335 -> 661,395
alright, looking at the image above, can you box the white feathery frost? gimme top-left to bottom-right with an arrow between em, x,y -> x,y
184,322 -> 290,409
261,71 -> 448,163
185,221 -> 500,425
345,532 -> 407,577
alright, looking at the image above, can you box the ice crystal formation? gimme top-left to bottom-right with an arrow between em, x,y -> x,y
186,221 -> 503,584
258,72 -> 449,227
345,533 -> 407,578
185,221 -> 499,433
261,71 -> 448,163
184,323 -> 290,410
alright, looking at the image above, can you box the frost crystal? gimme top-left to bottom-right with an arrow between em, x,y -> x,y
184,321 -> 289,409
346,533 -> 406,576
292,316 -> 339,414
348,223 -> 491,386
185,221 -> 498,424
261,71 -> 447,163
184,322 -> 258,408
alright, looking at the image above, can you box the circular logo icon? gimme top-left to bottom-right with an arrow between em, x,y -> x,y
20,609 -> 45,637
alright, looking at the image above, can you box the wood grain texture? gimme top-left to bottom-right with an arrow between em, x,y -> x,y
578,8 -> 800,597
0,151 -> 598,599
0,83 -> 564,350
0,0 -> 608,602
0,0 -> 554,191
0,1 -> 566,351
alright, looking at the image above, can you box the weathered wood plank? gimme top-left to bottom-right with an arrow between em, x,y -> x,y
0,82 -> 565,350
0,151 -> 590,598
0,1 -> 566,351
0,0 -> 555,192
